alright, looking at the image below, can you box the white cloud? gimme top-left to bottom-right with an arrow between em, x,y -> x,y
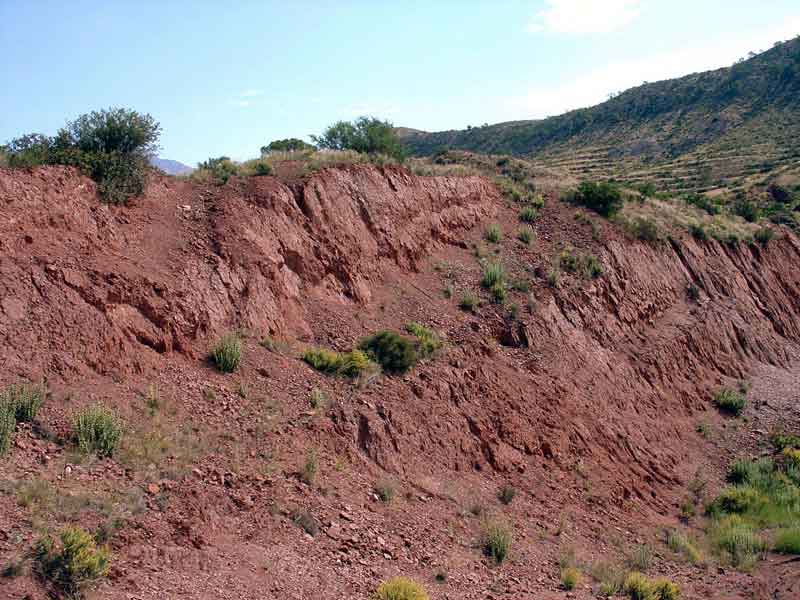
239,89 -> 264,98
232,100 -> 252,108
508,18 -> 800,119
527,0 -> 641,34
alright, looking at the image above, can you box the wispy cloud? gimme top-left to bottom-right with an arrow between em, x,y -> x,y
232,99 -> 252,108
527,0 -> 641,34
239,89 -> 264,98
509,18 -> 800,118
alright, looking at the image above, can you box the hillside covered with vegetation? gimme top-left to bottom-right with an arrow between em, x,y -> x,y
401,37 -> 800,195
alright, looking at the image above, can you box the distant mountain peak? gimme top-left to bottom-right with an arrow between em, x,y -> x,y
150,157 -> 193,176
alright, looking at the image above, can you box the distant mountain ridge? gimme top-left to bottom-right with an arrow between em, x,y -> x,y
150,157 -> 193,175
401,36 -> 800,194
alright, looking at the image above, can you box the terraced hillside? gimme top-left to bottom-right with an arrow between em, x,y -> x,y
401,37 -> 800,195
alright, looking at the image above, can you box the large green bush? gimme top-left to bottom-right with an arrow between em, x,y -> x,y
565,181 -> 623,217
261,138 -> 315,153
312,116 -> 406,161
3,108 -> 160,204
359,331 -> 418,374
73,404 -> 123,458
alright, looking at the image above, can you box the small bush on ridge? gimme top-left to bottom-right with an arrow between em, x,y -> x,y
713,388 -> 746,416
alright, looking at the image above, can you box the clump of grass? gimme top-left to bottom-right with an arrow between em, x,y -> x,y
405,322 -> 442,358
73,404 -> 123,458
0,401 -> 16,457
622,572 -> 652,600
582,254 -> 603,279
591,561 -> 625,597
772,432 -> 800,451
519,206 -> 538,222
485,223 -> 502,243
628,544 -> 653,571
754,226 -> 774,246
300,448 -> 318,484
490,282 -> 506,303
547,269 -> 559,287
708,514 -> 766,568
498,485 -> 516,505
559,249 -> 578,272
713,388 -> 746,416
560,566 -> 580,590
374,479 -> 396,504
666,530 -> 702,563
33,526 -> 110,596
774,528 -> 800,554
359,331 -> 419,374
481,262 -> 505,289
480,518 -> 512,564
302,347 -> 376,378
211,333 -> 243,373
309,388 -> 327,410
3,382 -> 46,422
517,226 -> 534,244
373,577 -> 429,600
459,292 -> 479,312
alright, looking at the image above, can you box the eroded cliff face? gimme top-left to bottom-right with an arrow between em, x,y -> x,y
343,229 -> 800,511
0,165 -> 498,377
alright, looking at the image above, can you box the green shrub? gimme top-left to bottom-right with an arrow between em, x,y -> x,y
481,262 -> 505,288
211,333 -> 243,373
559,250 -> 578,272
404,322 -> 442,358
196,156 -> 239,184
261,138 -> 314,154
519,206 -> 537,222
254,161 -> 272,176
666,530 -> 701,563
754,227 -> 774,245
629,544 -> 652,571
359,331 -> 419,374
0,401 -> 15,457
771,432 -> 800,451
582,254 -> 603,279
2,382 -> 45,423
623,572 -> 653,600
713,388 -> 746,416
733,197 -> 759,222
708,486 -> 767,515
373,577 -> 429,600
302,347 -> 376,378
627,216 -> 660,242
567,181 -> 623,217
312,116 -> 406,162
33,526 -> 110,596
517,227 -> 534,244
73,404 -> 123,458
498,485 -> 516,505
774,528 -> 800,554
687,283 -> 700,301
481,519 -> 512,564
689,223 -> 708,241
560,566 -> 580,590
301,448 -> 318,484
708,514 -> 766,567
485,223 -> 502,243
5,108 -> 160,204
652,579 -> 680,600
490,282 -> 506,303
459,292 -> 479,312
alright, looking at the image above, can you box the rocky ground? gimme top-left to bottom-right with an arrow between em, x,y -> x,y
1,164 -> 799,598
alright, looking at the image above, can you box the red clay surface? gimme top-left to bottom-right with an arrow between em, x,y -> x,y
1,164 -> 799,599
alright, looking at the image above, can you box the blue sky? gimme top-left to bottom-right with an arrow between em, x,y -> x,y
1,1 -> 798,165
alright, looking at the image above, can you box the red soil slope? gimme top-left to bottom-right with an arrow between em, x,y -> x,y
1,164 -> 799,599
